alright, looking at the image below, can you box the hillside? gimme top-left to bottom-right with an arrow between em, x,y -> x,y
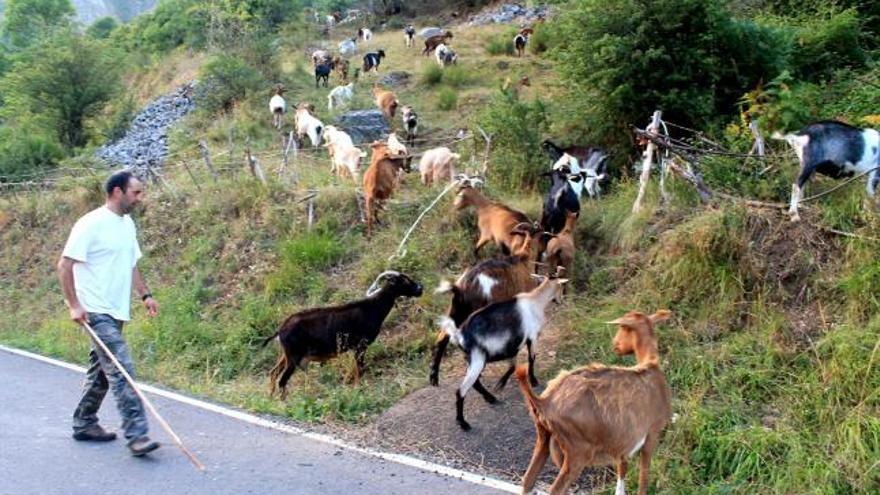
1,1 -> 879,494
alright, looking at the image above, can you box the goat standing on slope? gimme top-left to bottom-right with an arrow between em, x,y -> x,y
401,105 -> 418,148
513,30 -> 530,57
404,25 -> 416,47
294,104 -> 324,147
327,82 -> 354,110
269,84 -> 287,130
363,49 -> 386,73
441,276 -> 567,431
263,272 -> 423,396
454,181 -> 533,257
517,310 -> 673,495
773,120 -> 880,222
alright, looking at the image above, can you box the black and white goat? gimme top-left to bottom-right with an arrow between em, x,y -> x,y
404,25 -> 416,47
540,165 -> 581,234
430,222 -> 548,387
363,49 -> 386,73
773,120 -> 880,222
263,271 -> 423,397
401,105 -> 418,148
552,151 -> 608,199
440,276 -> 567,430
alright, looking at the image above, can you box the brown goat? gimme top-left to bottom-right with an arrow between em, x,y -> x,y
543,211 -> 576,282
363,141 -> 408,237
516,310 -> 673,495
333,56 -> 349,82
453,183 -> 532,257
373,85 -> 399,120
422,31 -> 453,55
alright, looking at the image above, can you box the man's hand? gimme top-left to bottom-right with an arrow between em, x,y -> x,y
69,305 -> 87,324
143,296 -> 158,317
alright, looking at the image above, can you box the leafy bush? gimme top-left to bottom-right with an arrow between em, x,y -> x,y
441,66 -> 470,88
86,16 -> 118,39
0,125 -> 64,180
485,32 -> 515,56
196,54 -> 264,115
100,96 -> 137,143
475,90 -> 548,191
788,8 -> 866,81
436,87 -> 458,111
527,27 -> 552,55
421,64 -> 443,86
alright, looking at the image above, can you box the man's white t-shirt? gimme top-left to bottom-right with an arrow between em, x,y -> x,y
62,206 -> 142,321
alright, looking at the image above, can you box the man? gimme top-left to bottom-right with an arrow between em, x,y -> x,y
57,170 -> 160,456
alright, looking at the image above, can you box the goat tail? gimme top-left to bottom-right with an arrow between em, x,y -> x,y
515,364 -> 543,415
434,279 -> 455,294
437,316 -> 461,344
261,332 -> 279,348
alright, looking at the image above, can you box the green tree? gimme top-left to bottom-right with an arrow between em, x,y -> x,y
2,0 -> 74,49
1,31 -> 123,150
86,16 -> 119,39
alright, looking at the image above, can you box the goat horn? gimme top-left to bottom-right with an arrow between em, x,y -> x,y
365,270 -> 401,297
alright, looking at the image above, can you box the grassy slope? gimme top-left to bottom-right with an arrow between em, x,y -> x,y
1,18 -> 878,495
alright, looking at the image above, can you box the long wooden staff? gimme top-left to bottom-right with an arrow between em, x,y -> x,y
81,320 -> 205,472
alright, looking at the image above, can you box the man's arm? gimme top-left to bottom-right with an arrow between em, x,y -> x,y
133,266 -> 158,317
57,257 -> 86,323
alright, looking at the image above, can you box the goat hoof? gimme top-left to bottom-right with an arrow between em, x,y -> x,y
530,377 -> 540,387
429,375 -> 439,387
457,420 -> 472,431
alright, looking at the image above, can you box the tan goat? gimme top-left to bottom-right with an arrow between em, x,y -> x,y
543,211 -> 576,282
453,183 -> 532,257
363,141 -> 408,237
516,310 -> 673,495
373,85 -> 399,120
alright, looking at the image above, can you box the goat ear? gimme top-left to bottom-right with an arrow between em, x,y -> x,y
649,310 -> 673,325
555,278 -> 569,285
606,315 -> 640,327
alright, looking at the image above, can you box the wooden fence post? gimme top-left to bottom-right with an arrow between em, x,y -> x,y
632,110 -> 662,213
198,139 -> 219,183
181,160 -> 202,191
245,139 -> 267,185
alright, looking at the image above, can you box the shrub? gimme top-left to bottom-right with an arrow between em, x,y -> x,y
196,54 -> 264,115
788,8 -> 866,81
86,16 -> 118,39
436,87 -> 457,111
0,125 -> 64,180
100,96 -> 137,143
527,27 -> 552,55
485,32 -> 515,56
475,90 -> 548,191
441,66 -> 470,88
421,64 -> 443,86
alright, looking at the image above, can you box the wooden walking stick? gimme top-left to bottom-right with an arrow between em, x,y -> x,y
80,320 -> 206,472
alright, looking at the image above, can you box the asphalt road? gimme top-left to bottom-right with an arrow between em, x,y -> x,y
0,348 -> 512,495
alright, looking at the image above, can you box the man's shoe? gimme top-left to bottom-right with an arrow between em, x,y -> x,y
128,436 -> 160,456
72,425 -> 117,442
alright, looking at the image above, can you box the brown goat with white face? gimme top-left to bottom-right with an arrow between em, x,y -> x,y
516,310 -> 673,495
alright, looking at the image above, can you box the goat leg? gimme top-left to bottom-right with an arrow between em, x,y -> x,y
636,434 -> 657,495
521,427 -> 551,494
429,331 -> 450,386
548,456 -> 584,495
472,377 -> 498,404
615,458 -> 629,495
455,390 -> 471,431
527,340 -> 540,387
494,361 -> 516,391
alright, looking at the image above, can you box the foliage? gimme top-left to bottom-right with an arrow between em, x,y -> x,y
195,54 -> 264,115
100,96 -> 137,143
86,16 -> 119,39
420,64 -> 444,86
485,31 -> 515,56
552,0 -> 789,160
0,124 -> 64,180
436,87 -> 457,111
475,90 -> 549,191
0,30 -> 123,150
1,0 -> 73,49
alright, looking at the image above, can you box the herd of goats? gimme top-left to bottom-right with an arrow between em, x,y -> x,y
255,18 -> 880,495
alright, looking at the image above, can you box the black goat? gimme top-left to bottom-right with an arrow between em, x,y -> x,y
315,61 -> 333,88
540,167 -> 581,234
440,276 -> 567,431
363,49 -> 386,73
263,271 -> 422,397
774,120 -> 880,221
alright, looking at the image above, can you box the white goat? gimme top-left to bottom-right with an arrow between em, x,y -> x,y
269,86 -> 286,130
435,43 -> 457,67
295,105 -> 324,148
327,83 -> 354,110
339,38 -> 358,58
419,147 -> 460,185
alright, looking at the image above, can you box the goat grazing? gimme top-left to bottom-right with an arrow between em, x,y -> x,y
440,276 -> 567,430
401,105 -> 418,148
454,180 -> 532,257
263,272 -> 423,396
430,222 -> 548,387
315,60 -> 333,88
773,120 -> 880,222
423,31 -> 454,55
435,44 -> 457,67
373,85 -> 399,121
540,164 -> 581,234
269,84 -> 287,130
312,49 -> 332,66
295,104 -> 324,147
543,212 -> 576,282
363,141 -> 410,237
339,37 -> 358,57
404,25 -> 416,47
419,146 -> 460,185
327,82 -> 354,110
517,310 -> 673,495
363,49 -> 386,73
358,27 -> 373,42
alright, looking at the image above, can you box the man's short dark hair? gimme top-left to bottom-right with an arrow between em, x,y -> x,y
105,170 -> 134,196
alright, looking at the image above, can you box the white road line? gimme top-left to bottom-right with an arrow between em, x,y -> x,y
0,344 -> 522,494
